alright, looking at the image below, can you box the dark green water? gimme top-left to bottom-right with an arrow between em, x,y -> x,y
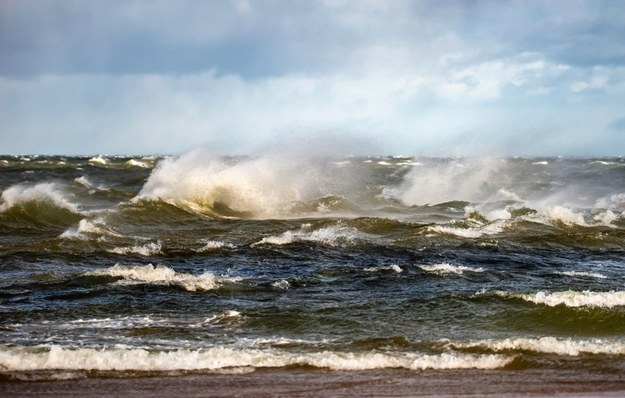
1,153 -> 625,380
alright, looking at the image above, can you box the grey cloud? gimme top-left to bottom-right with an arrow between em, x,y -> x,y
4,0 -> 623,79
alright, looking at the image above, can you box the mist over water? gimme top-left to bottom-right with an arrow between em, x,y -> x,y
1,152 -> 625,382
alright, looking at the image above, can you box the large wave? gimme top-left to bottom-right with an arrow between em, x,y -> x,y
135,151 -> 327,218
0,182 -> 83,228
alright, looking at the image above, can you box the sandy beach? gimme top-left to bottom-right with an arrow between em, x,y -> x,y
3,368 -> 625,398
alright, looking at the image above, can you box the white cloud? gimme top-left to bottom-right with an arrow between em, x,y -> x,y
1,1 -> 625,155
3,54 -> 625,156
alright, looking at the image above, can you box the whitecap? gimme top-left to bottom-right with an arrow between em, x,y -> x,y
88,155 -> 108,165
195,310 -> 242,326
0,344 -> 512,372
270,280 -> 291,290
363,264 -> 403,273
109,241 -> 162,256
87,263 -> 238,292
0,182 -> 80,213
126,159 -> 151,168
555,271 -> 607,279
253,225 -> 365,247
486,290 -> 625,308
544,206 -> 586,226
450,337 -> 625,356
197,240 -> 236,252
60,218 -> 125,240
428,220 -> 506,239
419,263 -> 484,275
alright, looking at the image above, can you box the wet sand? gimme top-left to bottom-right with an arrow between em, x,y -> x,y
3,368 -> 625,397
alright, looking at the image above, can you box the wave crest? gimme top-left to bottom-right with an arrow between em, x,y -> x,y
450,337 -> 625,356
0,344 -> 511,372
87,264 -> 238,292
485,290 -> 625,308
0,183 -> 80,214
135,151 -> 321,218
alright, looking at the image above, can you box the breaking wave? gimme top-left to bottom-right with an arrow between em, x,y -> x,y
0,344 -> 512,372
86,264 -> 238,292
450,336 -> 625,356
134,151 -> 322,218
0,183 -> 83,228
109,242 -> 162,256
252,223 -> 368,247
0,182 -> 80,214
485,290 -> 625,308
419,263 -> 485,275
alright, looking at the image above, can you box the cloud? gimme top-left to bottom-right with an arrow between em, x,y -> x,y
2,55 -> 624,156
1,0 -> 625,155
2,0 -> 623,78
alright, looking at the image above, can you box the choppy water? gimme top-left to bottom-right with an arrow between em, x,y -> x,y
1,152 -> 625,380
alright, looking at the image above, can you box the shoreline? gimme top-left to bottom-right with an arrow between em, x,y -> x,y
3,368 -> 625,397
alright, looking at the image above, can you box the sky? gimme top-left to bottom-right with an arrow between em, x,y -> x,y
1,0 -> 625,156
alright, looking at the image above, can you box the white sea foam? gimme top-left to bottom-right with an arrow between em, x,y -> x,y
0,344 -> 512,372
253,225 -> 365,247
487,290 -> 625,308
0,182 -> 80,213
66,316 -> 169,330
555,271 -> 607,279
74,175 -> 95,189
271,280 -> 292,290
544,206 -> 587,226
196,310 -> 242,326
450,337 -> 625,356
197,240 -> 236,251
126,159 -> 151,168
419,263 -> 484,275
428,219 -> 506,239
87,264 -> 237,292
109,241 -> 162,256
88,155 -> 108,165
60,218 -> 125,240
363,264 -> 403,273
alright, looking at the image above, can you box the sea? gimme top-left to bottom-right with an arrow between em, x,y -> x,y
1,151 -> 625,396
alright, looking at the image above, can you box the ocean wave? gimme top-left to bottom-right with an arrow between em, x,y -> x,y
0,182 -> 80,214
109,241 -> 162,256
126,158 -> 152,168
363,264 -> 403,273
252,224 -> 367,247
0,183 -> 84,229
427,219 -> 506,238
554,271 -> 607,279
387,157 -> 507,206
484,290 -> 625,308
88,155 -> 108,165
60,218 -> 126,240
0,344 -> 512,372
449,336 -> 625,356
419,263 -> 484,275
197,240 -> 236,252
134,151 -> 318,218
133,151 -> 379,219
86,264 -> 239,292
